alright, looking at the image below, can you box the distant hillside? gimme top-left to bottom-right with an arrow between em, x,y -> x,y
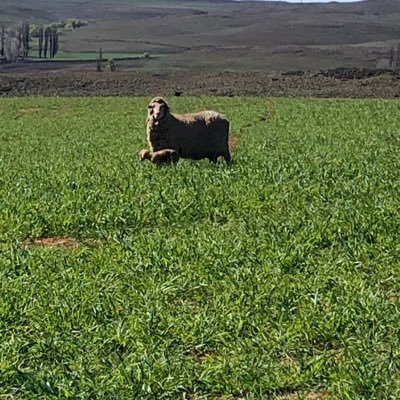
1,0 -> 400,72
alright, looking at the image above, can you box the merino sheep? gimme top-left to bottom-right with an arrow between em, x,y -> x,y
146,97 -> 231,163
139,148 -> 180,165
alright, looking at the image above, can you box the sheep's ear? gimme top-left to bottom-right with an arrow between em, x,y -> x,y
161,101 -> 170,112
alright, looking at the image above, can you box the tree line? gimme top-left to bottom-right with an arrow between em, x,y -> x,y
37,26 -> 59,59
0,22 -> 59,63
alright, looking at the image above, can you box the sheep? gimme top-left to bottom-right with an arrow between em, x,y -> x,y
146,97 -> 231,163
139,148 -> 180,165
151,149 -> 180,165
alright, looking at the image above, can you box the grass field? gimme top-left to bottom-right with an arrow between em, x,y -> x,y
52,51 -> 149,61
0,97 -> 399,399
28,38 -> 152,61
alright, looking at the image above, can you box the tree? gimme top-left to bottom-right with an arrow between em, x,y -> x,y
1,25 -> 4,57
388,47 -> 395,70
96,47 -> 103,71
21,21 -> 30,58
52,27 -> 59,58
4,29 -> 22,62
49,27 -> 54,58
44,26 -> 51,58
38,26 -> 44,58
106,58 -> 116,72
396,43 -> 400,70
17,25 -> 23,53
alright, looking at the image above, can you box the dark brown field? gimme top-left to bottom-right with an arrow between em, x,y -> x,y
1,68 -> 399,98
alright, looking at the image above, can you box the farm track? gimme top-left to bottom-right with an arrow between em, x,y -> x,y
1,68 -> 400,98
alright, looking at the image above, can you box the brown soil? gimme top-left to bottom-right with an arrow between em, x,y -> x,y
275,390 -> 330,400
296,392 -> 330,400
185,348 -> 221,363
1,68 -> 399,98
228,137 -> 238,152
21,236 -> 99,249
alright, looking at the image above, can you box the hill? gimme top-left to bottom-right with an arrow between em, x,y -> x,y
1,0 -> 400,72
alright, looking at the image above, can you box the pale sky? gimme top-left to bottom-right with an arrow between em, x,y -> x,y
288,0 -> 363,2
252,0 -> 364,2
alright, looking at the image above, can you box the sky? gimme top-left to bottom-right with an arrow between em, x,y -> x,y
252,0 -> 364,2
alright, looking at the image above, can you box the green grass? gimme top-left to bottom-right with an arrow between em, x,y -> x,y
51,51 -> 136,61
0,97 -> 399,399
52,51 -> 151,61
28,48 -> 150,61
28,38 -> 155,61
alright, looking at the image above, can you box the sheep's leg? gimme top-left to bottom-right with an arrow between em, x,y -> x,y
208,154 -> 218,163
223,150 -> 232,165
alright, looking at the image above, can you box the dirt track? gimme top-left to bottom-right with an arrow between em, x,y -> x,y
1,69 -> 399,98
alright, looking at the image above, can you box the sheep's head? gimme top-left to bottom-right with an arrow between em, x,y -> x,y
147,97 -> 169,123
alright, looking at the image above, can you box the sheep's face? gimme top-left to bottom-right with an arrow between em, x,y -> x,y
147,97 -> 169,122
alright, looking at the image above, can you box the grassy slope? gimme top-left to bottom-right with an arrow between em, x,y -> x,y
0,97 -> 399,399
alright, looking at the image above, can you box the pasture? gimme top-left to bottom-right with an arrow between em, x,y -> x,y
0,97 -> 399,399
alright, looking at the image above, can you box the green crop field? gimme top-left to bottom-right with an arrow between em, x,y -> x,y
28,37 -> 152,61
0,97 -> 399,399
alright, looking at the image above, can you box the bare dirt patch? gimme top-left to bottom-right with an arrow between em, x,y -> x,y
185,348 -> 220,363
281,354 -> 296,366
21,237 -> 99,249
18,107 -> 43,113
275,390 -> 330,399
303,392 -> 330,400
229,136 -> 238,152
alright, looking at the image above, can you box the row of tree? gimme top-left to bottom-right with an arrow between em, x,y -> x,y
37,26 -> 59,59
0,22 -> 59,62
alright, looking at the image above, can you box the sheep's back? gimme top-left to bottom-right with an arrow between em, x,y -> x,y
176,111 -> 223,125
169,112 -> 229,157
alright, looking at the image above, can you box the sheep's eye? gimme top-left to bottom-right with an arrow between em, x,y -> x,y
147,105 -> 153,110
